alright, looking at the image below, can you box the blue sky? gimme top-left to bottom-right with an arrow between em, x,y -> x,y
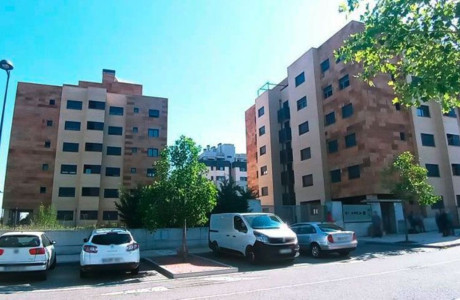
0,0 -> 359,207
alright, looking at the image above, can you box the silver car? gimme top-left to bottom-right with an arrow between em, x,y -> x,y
0,232 -> 57,280
290,222 -> 357,258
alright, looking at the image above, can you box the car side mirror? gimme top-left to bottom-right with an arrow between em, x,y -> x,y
83,238 -> 88,243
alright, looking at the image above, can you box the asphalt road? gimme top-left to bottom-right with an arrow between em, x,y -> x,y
1,243 -> 459,299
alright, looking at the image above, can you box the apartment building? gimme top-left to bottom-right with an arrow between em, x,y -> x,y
199,143 -> 248,190
3,69 -> 168,225
245,21 -> 460,230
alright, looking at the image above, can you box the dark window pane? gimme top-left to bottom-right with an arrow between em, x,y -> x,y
147,168 -> 156,177
258,107 -> 264,117
130,168 -> 136,173
134,107 -> 139,113
443,108 -> 457,118
80,210 -> 98,220
91,233 -> 131,244
42,164 -> 49,171
447,134 -> 460,146
300,147 -> 311,161
260,145 -> 266,156
425,164 -> 440,177
109,106 -> 124,116
400,132 -> 406,141
59,187 -> 75,197
67,100 -> 82,110
107,146 -> 122,156
45,140 -> 51,148
87,121 -> 104,131
49,99 -> 56,105
452,164 -> 460,176
88,100 -> 105,110
105,167 -> 120,177
147,148 -> 159,157
46,120 -> 53,127
61,164 -> 77,174
421,133 -> 435,147
348,165 -> 360,179
416,105 -> 430,117
149,109 -> 160,117
148,128 -> 159,137
63,142 -> 79,152
320,59 -> 330,73
299,121 -> 309,135
261,166 -> 268,176
297,96 -> 307,110
325,112 -> 336,126
133,127 -> 138,133
323,85 -> 333,99
104,189 -> 119,198
40,186 -> 46,194
295,72 -> 305,87
330,169 -> 341,183
259,126 -> 265,136
345,133 -> 357,148
83,164 -> 101,174
342,103 -> 353,118
302,174 -> 313,187
328,140 -> 338,153
85,143 -> 103,152
339,74 -> 350,90
103,211 -> 118,221
261,187 -> 268,196
57,211 -> 73,221
64,121 -> 81,131
82,187 -> 100,197
108,126 -> 123,135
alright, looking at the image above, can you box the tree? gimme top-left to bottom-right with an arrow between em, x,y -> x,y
34,204 -> 59,228
212,179 -> 254,214
383,151 -> 440,241
339,0 -> 460,111
142,136 -> 218,259
115,186 -> 145,228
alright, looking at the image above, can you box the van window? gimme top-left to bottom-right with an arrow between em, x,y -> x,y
234,216 -> 247,232
243,214 -> 283,229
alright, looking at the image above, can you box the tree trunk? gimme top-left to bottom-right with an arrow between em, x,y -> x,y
180,218 -> 188,260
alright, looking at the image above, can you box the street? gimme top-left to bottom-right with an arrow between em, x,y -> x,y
1,243 -> 459,299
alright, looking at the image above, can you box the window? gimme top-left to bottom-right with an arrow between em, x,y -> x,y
87,121 -> 104,131
260,145 -> 266,156
49,99 -> 55,105
426,164 -> 440,177
80,211 -> 98,220
259,126 -> 265,136
42,164 -> 49,171
57,211 -> 73,221
348,165 -> 360,179
302,174 -> 313,187
83,164 -> 101,174
107,146 -> 122,156
447,134 -> 460,146
147,168 -> 156,177
295,72 -> 305,87
134,107 -> 139,113
40,186 -> 46,194
342,103 -> 353,118
330,169 -> 341,183
395,103 -> 401,111
323,85 -> 333,99
400,132 -> 406,141
452,164 -> 460,176
216,176 -> 226,181
59,187 -> 75,197
64,121 -> 81,131
345,133 -> 357,148
63,142 -> 79,152
147,148 -> 159,157
258,107 -> 265,117
148,128 -> 159,137
82,187 -> 100,197
416,105 -> 430,117
130,168 -> 136,173
67,100 -> 82,110
103,211 -> 118,221
240,167 -> 247,172
297,96 -> 307,110
325,112 -> 336,126
133,127 -> 138,133
46,120 -> 53,127
339,74 -> 350,90
261,166 -> 268,176
105,167 -> 120,177
421,133 -> 435,147
108,126 -> 123,135
109,106 -> 124,116
328,140 -> 338,153
85,143 -> 103,152
457,195 -> 460,207
132,147 -> 138,154
240,177 -> 247,182
88,100 -> 105,110
149,109 -> 160,118
261,187 -> 268,196
104,189 -> 119,198
217,166 -> 225,171
300,147 -> 311,161
444,108 -> 457,118
299,121 -> 309,135
44,140 -> 51,148
61,164 -> 77,175
320,59 -> 330,73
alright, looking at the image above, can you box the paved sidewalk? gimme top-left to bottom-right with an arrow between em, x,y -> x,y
359,230 -> 460,248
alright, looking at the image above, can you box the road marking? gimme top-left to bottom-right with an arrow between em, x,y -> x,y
101,286 -> 168,296
181,258 -> 460,300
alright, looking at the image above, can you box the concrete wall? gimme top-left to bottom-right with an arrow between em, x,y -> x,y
0,227 -> 209,255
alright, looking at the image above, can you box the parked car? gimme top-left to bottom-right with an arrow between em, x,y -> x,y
209,213 -> 299,264
79,228 -> 140,278
290,222 -> 357,258
0,231 -> 56,280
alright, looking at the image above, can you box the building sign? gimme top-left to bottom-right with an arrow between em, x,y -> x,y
343,205 -> 372,223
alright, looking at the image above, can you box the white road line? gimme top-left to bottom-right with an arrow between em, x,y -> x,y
181,258 -> 460,300
100,286 -> 168,296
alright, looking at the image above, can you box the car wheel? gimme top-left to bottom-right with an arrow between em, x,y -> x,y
131,266 -> 140,275
80,269 -> 88,279
210,241 -> 220,257
38,271 -> 47,281
310,243 -> 322,258
338,250 -> 350,257
50,256 -> 57,270
246,246 -> 257,264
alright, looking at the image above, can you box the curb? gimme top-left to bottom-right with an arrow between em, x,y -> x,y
363,240 -> 460,249
144,254 -> 238,279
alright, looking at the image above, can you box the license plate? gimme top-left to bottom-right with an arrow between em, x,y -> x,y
279,249 -> 291,254
337,237 -> 346,241
102,257 -> 121,263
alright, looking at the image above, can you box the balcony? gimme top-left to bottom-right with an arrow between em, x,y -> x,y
278,127 -> 292,143
280,148 -> 293,164
277,106 -> 290,123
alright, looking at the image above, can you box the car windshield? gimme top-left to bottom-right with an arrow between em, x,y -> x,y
0,235 -> 40,248
243,214 -> 283,229
91,233 -> 132,245
318,224 -> 344,232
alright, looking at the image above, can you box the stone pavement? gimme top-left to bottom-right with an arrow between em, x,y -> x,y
359,230 -> 460,248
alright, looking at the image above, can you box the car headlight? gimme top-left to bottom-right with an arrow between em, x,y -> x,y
254,231 -> 269,243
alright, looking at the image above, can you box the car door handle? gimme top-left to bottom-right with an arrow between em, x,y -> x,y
226,234 -> 230,237
232,235 -> 236,238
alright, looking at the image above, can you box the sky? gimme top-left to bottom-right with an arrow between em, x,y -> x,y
0,0 -> 360,208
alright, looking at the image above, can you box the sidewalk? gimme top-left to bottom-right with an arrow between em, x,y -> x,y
359,230 -> 460,248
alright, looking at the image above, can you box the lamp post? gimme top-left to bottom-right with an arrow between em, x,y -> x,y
0,59 -> 14,144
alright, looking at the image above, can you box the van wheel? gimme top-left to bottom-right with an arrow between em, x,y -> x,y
310,243 -> 322,258
246,246 -> 257,264
210,241 -> 220,257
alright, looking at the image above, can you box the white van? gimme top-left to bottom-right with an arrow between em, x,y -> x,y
209,213 -> 299,263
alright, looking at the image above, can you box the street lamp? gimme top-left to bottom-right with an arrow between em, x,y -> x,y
0,59 -> 14,144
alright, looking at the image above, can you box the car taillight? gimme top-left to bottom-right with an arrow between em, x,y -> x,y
352,233 -> 357,241
127,243 -> 139,251
83,245 -> 98,253
29,248 -> 46,255
0,249 -> 4,255
327,235 -> 334,243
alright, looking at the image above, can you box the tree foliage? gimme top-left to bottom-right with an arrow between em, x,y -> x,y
34,204 -> 59,228
115,186 -> 145,228
212,179 -> 255,214
339,0 -> 460,111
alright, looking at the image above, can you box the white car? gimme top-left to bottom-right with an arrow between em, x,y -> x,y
79,228 -> 140,278
0,232 -> 56,280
